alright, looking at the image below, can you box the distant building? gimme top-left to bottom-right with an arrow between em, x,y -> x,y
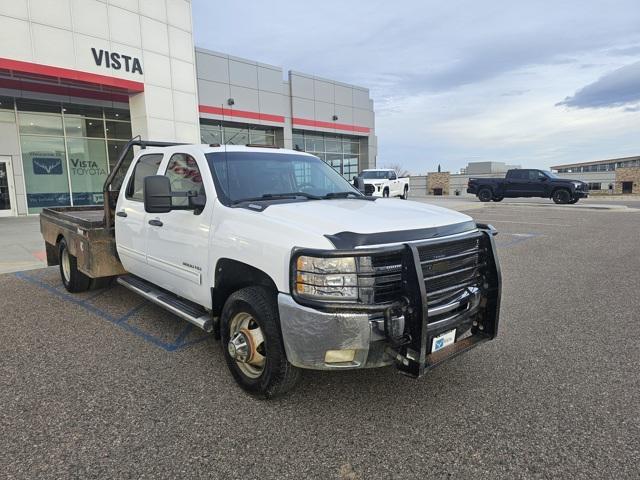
551,156 -> 640,194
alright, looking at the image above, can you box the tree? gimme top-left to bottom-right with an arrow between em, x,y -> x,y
382,163 -> 411,177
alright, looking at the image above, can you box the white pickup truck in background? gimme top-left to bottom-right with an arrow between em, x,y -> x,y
40,140 -> 501,398
357,169 -> 410,199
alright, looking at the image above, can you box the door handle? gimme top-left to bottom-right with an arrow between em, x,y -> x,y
148,219 -> 163,227
116,211 -> 127,218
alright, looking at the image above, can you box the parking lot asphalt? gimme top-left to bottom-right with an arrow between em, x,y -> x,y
1,203 -> 639,479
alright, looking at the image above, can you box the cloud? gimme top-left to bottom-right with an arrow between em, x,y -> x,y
557,61 -> 640,108
606,45 -> 640,56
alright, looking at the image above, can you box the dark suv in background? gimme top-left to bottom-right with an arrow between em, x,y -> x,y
467,169 -> 589,204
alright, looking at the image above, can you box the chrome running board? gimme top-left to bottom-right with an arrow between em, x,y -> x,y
117,275 -> 213,332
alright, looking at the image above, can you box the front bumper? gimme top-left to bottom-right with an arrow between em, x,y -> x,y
278,226 -> 502,376
364,183 -> 384,197
574,191 -> 589,198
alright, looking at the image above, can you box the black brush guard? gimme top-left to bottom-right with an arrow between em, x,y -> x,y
386,224 -> 501,377
291,224 -> 501,378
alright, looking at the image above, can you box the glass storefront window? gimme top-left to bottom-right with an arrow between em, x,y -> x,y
63,104 -> 103,118
67,138 -> 109,205
64,116 -> 105,138
14,98 -> 132,211
18,112 -> 64,136
104,107 -> 130,121
105,120 -> 132,139
20,135 -> 70,213
16,99 -> 61,114
107,140 -> 134,192
200,119 -> 278,146
224,126 -> 250,145
325,136 -> 341,153
201,126 -> 223,144
305,134 -> 324,152
293,130 -> 363,179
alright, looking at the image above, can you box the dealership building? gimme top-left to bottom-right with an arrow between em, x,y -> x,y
0,0 -> 376,216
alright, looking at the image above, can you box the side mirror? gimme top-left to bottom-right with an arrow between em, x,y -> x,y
353,176 -> 366,193
540,176 -> 548,182
144,175 -> 172,213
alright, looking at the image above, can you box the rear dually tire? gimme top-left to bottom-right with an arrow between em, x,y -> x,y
58,237 -> 91,293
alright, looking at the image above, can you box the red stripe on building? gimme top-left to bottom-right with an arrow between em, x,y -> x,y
0,77 -> 130,103
0,57 -> 144,92
198,105 -> 285,123
292,117 -> 370,134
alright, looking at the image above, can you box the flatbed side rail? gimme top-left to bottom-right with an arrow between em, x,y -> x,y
103,136 -> 187,232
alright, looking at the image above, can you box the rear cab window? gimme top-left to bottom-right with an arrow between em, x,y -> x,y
164,153 -> 206,207
125,153 -> 164,201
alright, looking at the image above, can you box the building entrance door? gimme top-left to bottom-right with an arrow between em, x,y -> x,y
0,156 -> 17,217
622,181 -> 633,194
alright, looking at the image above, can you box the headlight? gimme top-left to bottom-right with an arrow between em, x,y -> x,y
294,256 -> 359,301
572,182 -> 582,188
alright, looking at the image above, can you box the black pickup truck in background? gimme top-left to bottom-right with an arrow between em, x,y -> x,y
467,169 -> 589,204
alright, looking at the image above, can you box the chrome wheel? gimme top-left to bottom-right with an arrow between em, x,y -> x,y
227,312 -> 266,379
61,246 -> 71,283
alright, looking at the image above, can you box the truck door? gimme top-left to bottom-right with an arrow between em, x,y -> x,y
144,152 -> 213,307
529,170 -> 549,196
389,171 -> 399,195
505,170 -> 529,196
115,153 -> 164,279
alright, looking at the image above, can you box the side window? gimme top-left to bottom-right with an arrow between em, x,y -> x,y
125,153 -> 164,201
389,171 -> 397,180
164,153 -> 206,207
510,170 -> 524,180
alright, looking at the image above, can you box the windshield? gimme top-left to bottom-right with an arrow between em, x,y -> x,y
543,170 -> 559,179
206,151 -> 362,203
360,170 -> 392,179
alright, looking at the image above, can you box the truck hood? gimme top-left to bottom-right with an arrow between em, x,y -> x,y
262,198 -> 475,240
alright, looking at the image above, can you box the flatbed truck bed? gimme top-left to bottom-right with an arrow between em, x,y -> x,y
40,206 -> 126,279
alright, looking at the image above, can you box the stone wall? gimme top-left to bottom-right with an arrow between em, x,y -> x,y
426,172 -> 451,195
614,167 -> 640,194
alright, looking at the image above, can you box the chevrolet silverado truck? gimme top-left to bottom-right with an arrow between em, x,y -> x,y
40,139 -> 501,398
356,169 -> 410,199
467,168 -> 589,204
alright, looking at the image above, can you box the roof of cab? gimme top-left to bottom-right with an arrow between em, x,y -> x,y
136,144 -> 317,157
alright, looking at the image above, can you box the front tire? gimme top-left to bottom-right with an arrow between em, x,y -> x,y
568,198 -> 579,204
492,196 -> 504,202
220,287 -> 300,398
401,186 -> 408,199
552,189 -> 571,204
58,238 -> 91,293
383,188 -> 389,198
478,188 -> 493,202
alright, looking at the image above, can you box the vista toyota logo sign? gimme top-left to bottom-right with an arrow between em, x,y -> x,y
91,47 -> 143,75
33,157 -> 63,175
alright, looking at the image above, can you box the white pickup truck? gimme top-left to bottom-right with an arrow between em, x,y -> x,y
357,169 -> 410,199
40,140 -> 501,398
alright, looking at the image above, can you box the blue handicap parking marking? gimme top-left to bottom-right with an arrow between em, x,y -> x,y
14,269 -> 211,352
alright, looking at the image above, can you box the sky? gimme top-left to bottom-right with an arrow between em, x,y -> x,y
192,0 -> 640,174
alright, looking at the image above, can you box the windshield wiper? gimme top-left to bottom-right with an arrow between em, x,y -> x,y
232,192 -> 322,204
322,191 -> 366,199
